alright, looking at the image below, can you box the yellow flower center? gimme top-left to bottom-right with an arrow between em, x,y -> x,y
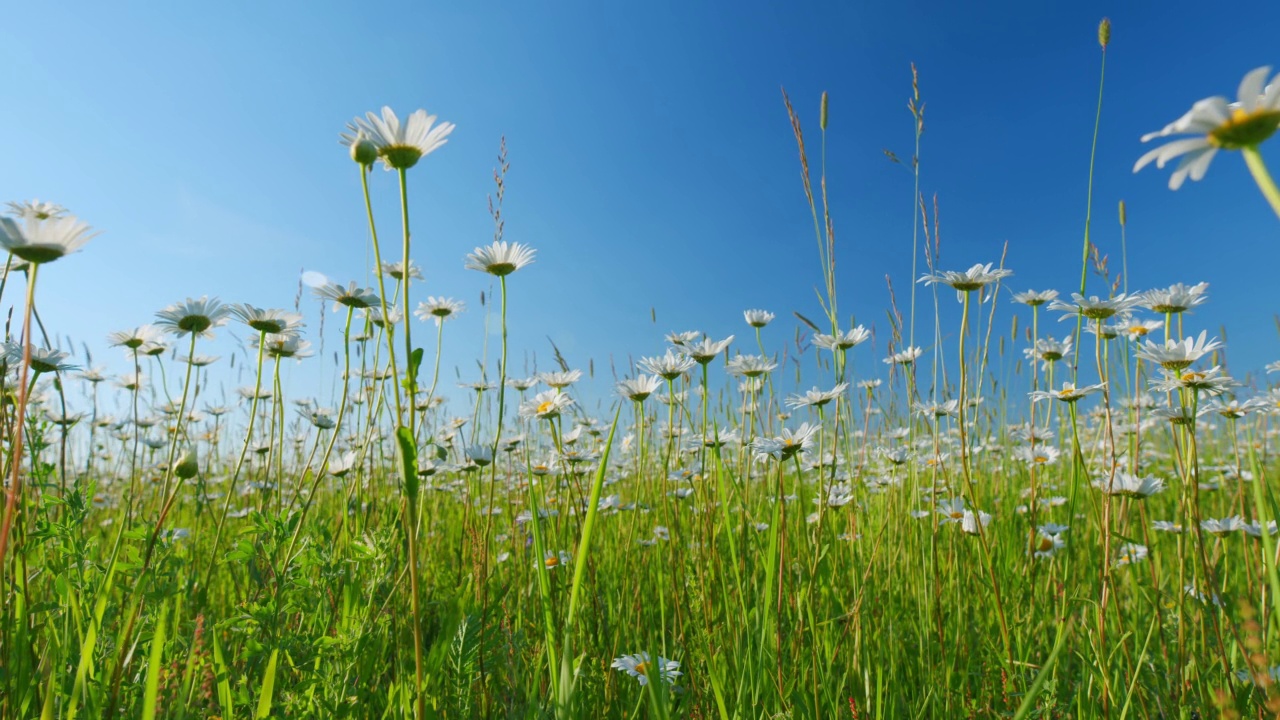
949,511 -> 964,519
544,556 -> 559,568
1035,535 -> 1054,552
537,401 -> 554,414
1208,107 -> 1280,149
1129,325 -> 1149,336
634,662 -> 650,675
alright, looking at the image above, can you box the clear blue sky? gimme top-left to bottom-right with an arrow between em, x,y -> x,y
2,1 -> 1278,414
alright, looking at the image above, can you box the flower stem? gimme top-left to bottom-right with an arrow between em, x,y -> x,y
1242,145 -> 1280,221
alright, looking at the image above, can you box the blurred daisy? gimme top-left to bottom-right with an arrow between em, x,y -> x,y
1202,516 -> 1246,536
1013,289 -> 1059,307
1114,543 -> 1149,567
1030,531 -> 1066,559
5,199 -> 66,220
611,652 -> 681,686
465,241 -> 536,276
341,106 -> 455,171
1092,472 -> 1164,499
885,347 -> 923,365
1134,66 -> 1280,189
744,309 -> 774,327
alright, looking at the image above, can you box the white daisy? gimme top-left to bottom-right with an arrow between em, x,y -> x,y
1134,66 -> 1280,189
341,106 -> 455,171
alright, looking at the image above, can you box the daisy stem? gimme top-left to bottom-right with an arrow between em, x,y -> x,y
1242,146 -> 1280,222
359,166 -> 403,426
0,262 -> 38,592
201,330 -> 268,588
397,167 -> 417,432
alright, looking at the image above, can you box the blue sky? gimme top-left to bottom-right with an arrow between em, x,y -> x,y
2,1 -> 1278,415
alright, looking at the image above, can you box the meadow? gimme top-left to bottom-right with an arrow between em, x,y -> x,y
5,18 -> 1280,720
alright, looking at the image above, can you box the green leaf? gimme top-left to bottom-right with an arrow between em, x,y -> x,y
255,648 -> 279,719
142,601 -> 169,720
395,426 -> 418,501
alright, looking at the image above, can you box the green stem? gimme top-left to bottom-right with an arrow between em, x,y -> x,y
1243,145 -> 1280,221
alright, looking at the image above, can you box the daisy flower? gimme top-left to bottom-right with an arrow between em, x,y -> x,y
1152,366 -> 1237,396
414,296 -> 465,324
465,241 -> 536,277
1092,472 -> 1164,499
1048,293 -> 1143,321
313,280 -> 381,312
155,296 -> 231,339
918,262 -> 1012,300
108,325 -> 167,351
1135,330 -> 1222,371
257,333 -> 314,359
751,422 -> 820,461
786,383 -> 849,409
1029,382 -> 1106,404
1030,531 -> 1066,559
1139,282 -> 1209,315
726,354 -> 777,378
744,309 -> 774,327
341,106 -> 455,171
1134,66 -> 1280,190
686,336 -> 734,364
1152,521 -> 1184,534
639,350 -> 696,379
519,390 -> 574,420
611,652 -> 682,686
1113,543 -> 1149,567
1201,516 -> 1246,536
539,369 -> 582,389
538,550 -> 572,570
5,345 -> 77,374
1012,289 -> 1059,307
617,375 -> 663,403
378,259 -> 423,281
884,346 -> 923,365
0,211 -> 98,265
5,199 -> 66,220
231,304 -> 304,335
961,509 -> 992,535
1024,337 -> 1072,370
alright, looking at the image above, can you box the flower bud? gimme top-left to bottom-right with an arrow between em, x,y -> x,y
173,450 -> 199,480
349,131 -> 378,167
1098,18 -> 1111,49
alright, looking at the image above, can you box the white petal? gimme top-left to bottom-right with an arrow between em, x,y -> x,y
1237,66 -> 1273,112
